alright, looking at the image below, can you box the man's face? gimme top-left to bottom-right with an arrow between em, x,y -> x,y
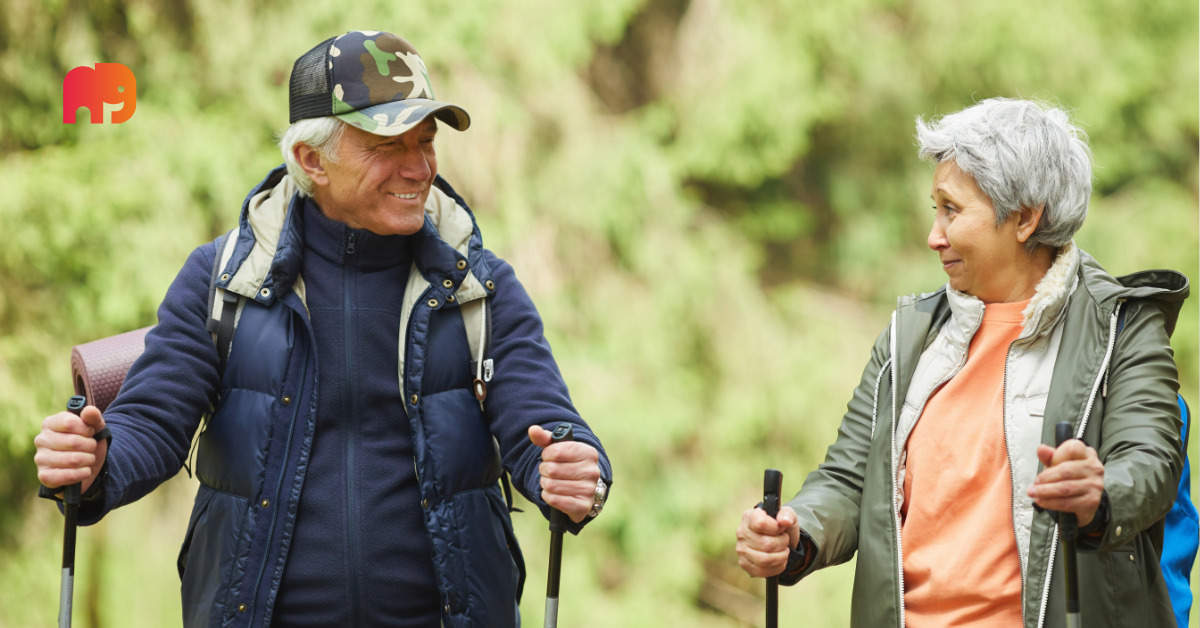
312,118 -> 438,236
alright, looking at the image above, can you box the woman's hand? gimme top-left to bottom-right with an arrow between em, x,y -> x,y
736,505 -> 800,578
1028,439 -> 1105,526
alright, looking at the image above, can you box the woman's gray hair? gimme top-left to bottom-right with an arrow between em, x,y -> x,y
278,117 -> 347,197
916,98 -> 1093,252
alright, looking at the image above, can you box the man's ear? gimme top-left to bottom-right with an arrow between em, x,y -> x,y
294,143 -> 330,187
1015,204 -> 1045,243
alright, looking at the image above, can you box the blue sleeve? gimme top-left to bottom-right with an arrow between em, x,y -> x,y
78,242 -> 222,524
481,251 -> 612,534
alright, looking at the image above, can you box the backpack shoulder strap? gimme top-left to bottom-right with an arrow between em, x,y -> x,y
1178,395 -> 1191,454
461,297 -> 493,410
203,229 -> 244,378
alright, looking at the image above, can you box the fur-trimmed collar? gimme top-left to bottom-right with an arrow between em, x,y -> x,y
1019,241 -> 1079,336
944,242 -> 1080,339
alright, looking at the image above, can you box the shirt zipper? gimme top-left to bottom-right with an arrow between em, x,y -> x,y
344,230 -> 362,625
1034,300 -> 1123,628
889,314 -> 905,628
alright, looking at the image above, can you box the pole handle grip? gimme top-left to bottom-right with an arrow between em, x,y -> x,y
763,469 -> 783,628
62,396 -> 87,507
1053,421 -> 1078,536
1054,421 -> 1073,448
1053,421 -> 1081,617
548,424 -> 574,533
763,469 -> 783,518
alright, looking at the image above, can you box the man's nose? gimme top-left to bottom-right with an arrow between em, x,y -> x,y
396,149 -> 431,180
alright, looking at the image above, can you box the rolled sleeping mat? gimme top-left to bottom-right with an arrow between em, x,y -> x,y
70,326 -> 152,412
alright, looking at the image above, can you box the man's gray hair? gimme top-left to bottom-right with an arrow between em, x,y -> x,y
279,117 -> 347,197
916,98 -> 1092,252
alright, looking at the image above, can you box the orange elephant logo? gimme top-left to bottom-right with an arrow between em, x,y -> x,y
62,63 -> 137,124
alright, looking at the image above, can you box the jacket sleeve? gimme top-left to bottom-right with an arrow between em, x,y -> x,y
1088,299 -> 1184,551
77,242 -> 222,525
782,322 -> 891,585
481,251 -> 612,534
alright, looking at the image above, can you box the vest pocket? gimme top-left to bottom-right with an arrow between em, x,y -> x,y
178,484 -> 252,627
442,487 -> 521,627
178,486 -> 215,579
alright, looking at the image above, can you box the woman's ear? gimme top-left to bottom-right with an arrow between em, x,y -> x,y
1015,204 -> 1045,243
294,143 -> 330,187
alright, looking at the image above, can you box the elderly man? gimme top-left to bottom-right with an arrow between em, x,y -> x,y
34,30 -> 612,627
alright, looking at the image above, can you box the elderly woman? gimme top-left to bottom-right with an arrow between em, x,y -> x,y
736,98 -> 1189,627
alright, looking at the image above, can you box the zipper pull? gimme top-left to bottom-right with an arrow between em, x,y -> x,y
346,232 -> 356,255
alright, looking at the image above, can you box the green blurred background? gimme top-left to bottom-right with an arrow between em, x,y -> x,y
1,0 -> 1196,626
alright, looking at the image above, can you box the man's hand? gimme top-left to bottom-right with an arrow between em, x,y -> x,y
736,505 -> 800,578
528,425 -> 601,523
34,405 -> 108,494
1028,439 -> 1105,527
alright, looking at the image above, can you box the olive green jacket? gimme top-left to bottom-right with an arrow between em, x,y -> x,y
785,246 -> 1189,628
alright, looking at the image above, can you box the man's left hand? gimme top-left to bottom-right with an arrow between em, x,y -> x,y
1028,439 -> 1105,527
528,425 -> 601,523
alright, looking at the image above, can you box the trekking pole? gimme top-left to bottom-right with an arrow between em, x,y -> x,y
58,395 -> 87,628
544,423 -> 573,628
1055,421 -> 1081,628
763,469 -> 783,628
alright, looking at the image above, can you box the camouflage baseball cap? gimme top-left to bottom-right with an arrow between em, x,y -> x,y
288,30 -> 470,135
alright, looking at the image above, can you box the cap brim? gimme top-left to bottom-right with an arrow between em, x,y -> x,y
335,98 -> 470,136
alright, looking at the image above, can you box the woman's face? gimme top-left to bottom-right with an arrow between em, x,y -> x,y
927,161 -> 1035,303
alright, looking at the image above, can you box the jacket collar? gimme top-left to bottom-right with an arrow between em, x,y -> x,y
942,242 -> 1081,343
218,165 -> 493,307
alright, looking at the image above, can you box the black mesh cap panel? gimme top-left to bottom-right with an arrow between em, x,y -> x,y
288,36 -> 336,123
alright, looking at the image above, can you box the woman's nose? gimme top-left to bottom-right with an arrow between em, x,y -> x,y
928,219 -> 948,251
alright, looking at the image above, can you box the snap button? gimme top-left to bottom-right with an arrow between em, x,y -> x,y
456,260 -> 467,270
220,273 -> 231,282
282,396 -> 291,405
485,280 -> 495,291
442,279 -> 454,289
427,298 -> 439,308
1128,554 -> 1135,562
1115,526 -> 1123,537
261,499 -> 270,508
260,288 -> 271,298
237,604 -> 247,613
410,394 -> 419,405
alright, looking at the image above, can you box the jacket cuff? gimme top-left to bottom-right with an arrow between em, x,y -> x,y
1076,490 -> 1110,550
778,530 -> 817,586
36,428 -> 113,506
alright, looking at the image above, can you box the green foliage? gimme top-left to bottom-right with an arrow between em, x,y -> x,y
1,0 -> 1195,625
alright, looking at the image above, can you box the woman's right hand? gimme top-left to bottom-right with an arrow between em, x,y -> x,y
736,505 -> 801,578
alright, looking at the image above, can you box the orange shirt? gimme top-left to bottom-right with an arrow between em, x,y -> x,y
900,299 -> 1029,626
